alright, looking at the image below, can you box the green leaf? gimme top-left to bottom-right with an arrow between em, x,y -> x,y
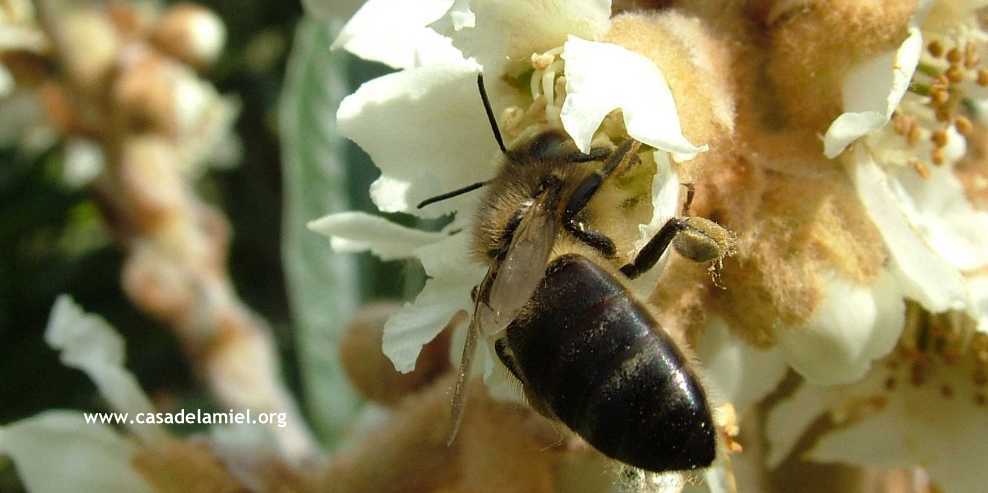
280,17 -> 362,445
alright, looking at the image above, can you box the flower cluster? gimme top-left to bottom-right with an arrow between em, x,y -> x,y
316,0 -> 988,492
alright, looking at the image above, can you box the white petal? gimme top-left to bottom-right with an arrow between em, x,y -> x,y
44,296 -> 165,442
307,211 -> 445,260
765,383 -> 836,467
337,61 -> 503,218
697,317 -> 789,415
382,280 -> 469,374
627,152 -> 681,295
891,157 -> 988,271
331,0 -> 466,69
382,233 -> 483,373
0,411 -> 154,493
449,0 -> 475,30
970,275 -> 988,334
449,0 -> 611,77
808,359 -> 987,493
561,37 -> 706,156
777,269 -> 904,386
850,146 -> 970,312
823,28 -> 922,158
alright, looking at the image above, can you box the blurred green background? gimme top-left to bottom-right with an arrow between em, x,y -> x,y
0,1 -> 414,490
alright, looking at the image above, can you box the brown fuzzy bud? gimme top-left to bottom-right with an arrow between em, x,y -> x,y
113,49 -> 217,137
118,135 -> 186,229
605,11 -> 737,147
767,0 -> 917,131
59,8 -> 120,93
152,4 -> 226,68
340,303 -> 454,406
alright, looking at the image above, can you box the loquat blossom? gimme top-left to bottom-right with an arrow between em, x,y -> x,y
311,0 -> 711,392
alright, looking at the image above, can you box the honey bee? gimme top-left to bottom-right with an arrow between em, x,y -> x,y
419,75 -> 730,474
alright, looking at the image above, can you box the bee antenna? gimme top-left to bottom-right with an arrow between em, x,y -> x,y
417,180 -> 490,209
477,74 -> 508,155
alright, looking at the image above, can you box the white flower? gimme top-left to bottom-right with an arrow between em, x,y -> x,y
0,412 -> 154,493
823,0 -> 988,343
0,296 -> 160,493
316,0 -> 703,380
776,269 -> 906,385
766,328 -> 988,492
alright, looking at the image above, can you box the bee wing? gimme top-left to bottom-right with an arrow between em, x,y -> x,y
448,192 -> 557,444
447,271 -> 492,445
482,192 -> 558,336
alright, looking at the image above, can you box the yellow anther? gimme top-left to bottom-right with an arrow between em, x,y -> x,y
955,115 -> 974,135
946,65 -> 965,83
908,125 -> 922,145
911,160 -> 931,179
932,147 -> 945,165
932,87 -> 950,106
932,128 -> 949,148
948,47 -> 963,64
928,40 -> 945,58
978,69 -> 988,86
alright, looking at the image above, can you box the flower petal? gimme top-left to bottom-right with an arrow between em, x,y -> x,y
697,317 -> 789,414
850,146 -> 970,313
807,358 -> 987,493
0,411 -> 154,493
627,152 -> 681,295
331,0 -> 466,69
382,233 -> 484,373
44,296 -> 165,442
449,0 -> 611,77
337,61 -> 504,218
561,36 -> 706,156
890,155 -> 988,272
765,383 -> 836,467
777,269 -> 905,386
823,28 -> 922,158
970,275 -> 988,334
307,211 -> 446,260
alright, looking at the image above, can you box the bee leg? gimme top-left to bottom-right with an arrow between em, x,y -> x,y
562,140 -> 640,256
619,217 -> 688,279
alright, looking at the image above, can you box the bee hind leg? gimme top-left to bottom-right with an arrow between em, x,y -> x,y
619,217 -> 688,279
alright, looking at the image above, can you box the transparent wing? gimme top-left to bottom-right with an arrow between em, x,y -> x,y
447,271 -> 491,445
482,192 -> 559,336
448,190 -> 558,444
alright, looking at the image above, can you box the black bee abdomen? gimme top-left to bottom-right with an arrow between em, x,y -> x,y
504,254 -> 716,473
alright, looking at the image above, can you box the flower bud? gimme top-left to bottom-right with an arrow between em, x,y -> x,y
113,49 -> 218,139
119,135 -> 186,229
59,8 -> 120,93
767,0 -> 916,131
151,4 -> 225,68
340,303 -> 454,406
